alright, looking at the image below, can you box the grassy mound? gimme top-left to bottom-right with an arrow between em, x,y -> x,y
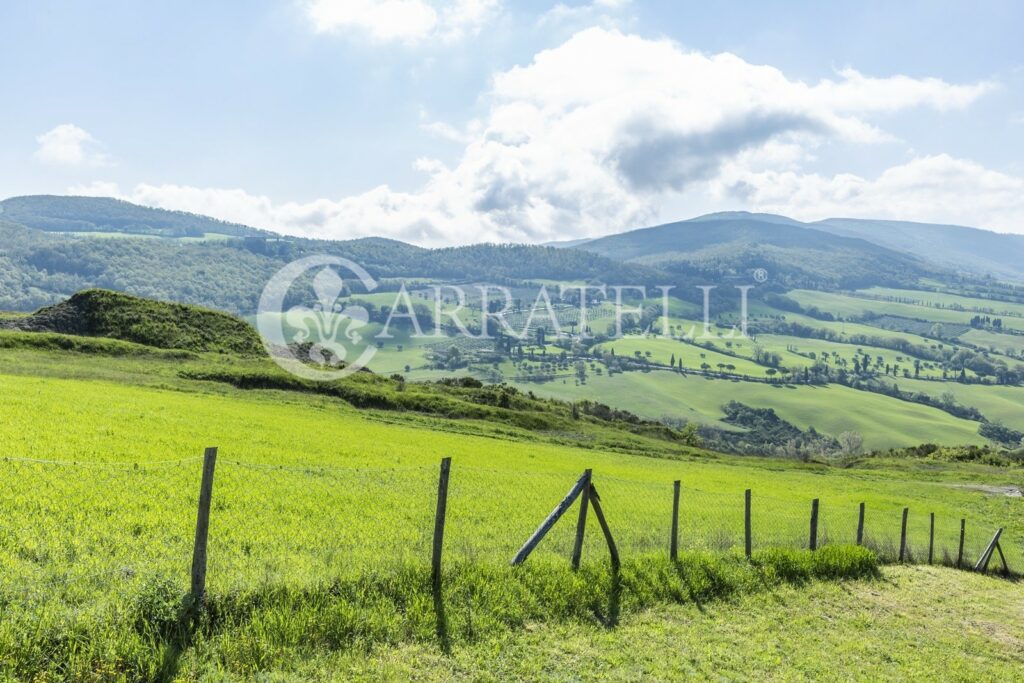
3,289 -> 264,355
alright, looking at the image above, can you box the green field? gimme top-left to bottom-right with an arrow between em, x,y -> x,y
960,327 -> 1024,356
752,334 -> 951,378
861,286 -> 1024,319
597,334 -> 769,376
789,290 -> 1024,332
328,567 -> 1024,681
520,370 -> 988,450
0,344 -> 1021,679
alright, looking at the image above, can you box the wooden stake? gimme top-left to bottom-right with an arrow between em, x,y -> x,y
588,484 -> 620,571
957,519 -> 965,568
431,457 -> 452,590
899,507 -> 909,563
744,489 -> 752,559
511,470 -> 591,566
570,469 -> 592,570
190,447 -> 218,600
809,498 -> 819,551
856,502 -> 865,546
670,480 -> 680,561
974,528 -> 1003,573
994,542 -> 1010,575
928,512 -> 935,565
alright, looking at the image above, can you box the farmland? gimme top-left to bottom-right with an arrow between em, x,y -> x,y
0,344 -> 1021,679
308,282 -> 1024,453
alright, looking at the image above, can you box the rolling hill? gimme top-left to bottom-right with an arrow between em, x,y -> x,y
812,217 -> 1024,282
571,213 -> 936,289
0,196 -> 658,313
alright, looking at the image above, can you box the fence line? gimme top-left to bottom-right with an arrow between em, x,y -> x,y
0,449 -> 1017,615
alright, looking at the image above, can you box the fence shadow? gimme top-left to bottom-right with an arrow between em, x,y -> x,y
591,568 -> 623,628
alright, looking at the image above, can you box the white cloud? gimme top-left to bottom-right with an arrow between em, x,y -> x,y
305,0 -> 500,44
537,0 -> 633,30
717,154 -> 1024,232
34,124 -> 108,166
70,28 -> 1011,244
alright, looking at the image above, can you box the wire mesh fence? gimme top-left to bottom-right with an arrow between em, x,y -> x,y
0,452 -> 1018,615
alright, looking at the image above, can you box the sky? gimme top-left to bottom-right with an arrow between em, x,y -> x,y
1,0 -> 1023,246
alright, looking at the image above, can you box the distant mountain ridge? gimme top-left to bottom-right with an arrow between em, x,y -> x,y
0,195 -> 269,239
563,210 -> 1024,283
1,194 -> 1020,314
0,195 -> 661,313
811,217 -> 1024,282
571,215 -> 935,289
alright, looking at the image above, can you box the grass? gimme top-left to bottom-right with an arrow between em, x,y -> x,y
862,286 -> 1024,319
752,333 -> 952,378
960,327 -> 1024,357
317,566 -> 1024,682
520,370 -> 988,450
597,334 -> 769,376
0,340 -> 1022,678
789,290 -> 1024,332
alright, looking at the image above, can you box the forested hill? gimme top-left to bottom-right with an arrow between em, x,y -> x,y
0,200 -> 661,313
572,215 -> 936,290
1,195 -> 1012,315
0,195 -> 269,239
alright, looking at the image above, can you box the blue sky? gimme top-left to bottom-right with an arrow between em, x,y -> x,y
2,0 -> 1022,244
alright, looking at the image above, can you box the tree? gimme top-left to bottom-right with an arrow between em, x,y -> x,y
838,431 -> 863,455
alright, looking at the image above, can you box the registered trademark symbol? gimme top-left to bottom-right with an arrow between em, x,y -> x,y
753,268 -> 769,283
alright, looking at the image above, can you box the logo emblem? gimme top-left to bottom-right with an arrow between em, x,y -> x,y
257,255 -> 378,381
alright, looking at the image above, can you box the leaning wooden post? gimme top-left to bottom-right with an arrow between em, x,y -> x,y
511,471 -> 591,566
570,469 -> 592,570
928,512 -> 935,565
431,457 -> 452,591
957,519 -> 966,568
974,528 -> 1003,573
670,480 -> 681,561
856,502 -> 865,546
588,484 -> 620,571
744,489 -> 752,559
993,541 -> 1010,575
190,447 -> 218,601
809,498 -> 820,551
899,507 -> 909,563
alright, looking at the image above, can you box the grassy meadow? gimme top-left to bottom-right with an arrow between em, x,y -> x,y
0,344 -> 1021,678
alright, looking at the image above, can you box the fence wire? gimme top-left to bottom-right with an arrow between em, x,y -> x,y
0,456 -> 1018,618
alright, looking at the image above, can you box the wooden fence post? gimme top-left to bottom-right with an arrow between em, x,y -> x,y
899,507 -> 909,563
928,512 -> 935,565
190,447 -> 218,601
957,519 -> 965,568
570,469 -> 592,570
809,499 -> 819,551
670,480 -> 680,561
431,457 -> 452,591
974,528 -> 1003,573
856,502 -> 865,546
744,489 -> 752,559
511,470 -> 591,566
588,484 -> 620,571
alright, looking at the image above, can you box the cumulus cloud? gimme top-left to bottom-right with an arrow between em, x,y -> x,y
305,0 -> 500,44
716,154 -> 1024,232
71,27 -> 1012,243
34,124 -> 108,166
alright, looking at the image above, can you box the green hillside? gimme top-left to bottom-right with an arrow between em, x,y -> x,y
0,195 -> 269,238
0,350 -> 1020,679
2,289 -> 265,355
574,214 -> 934,289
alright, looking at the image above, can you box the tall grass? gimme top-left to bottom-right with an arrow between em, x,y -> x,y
0,548 -> 877,680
